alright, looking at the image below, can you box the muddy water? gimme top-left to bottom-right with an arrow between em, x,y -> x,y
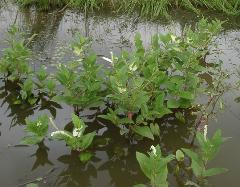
0,2 -> 240,187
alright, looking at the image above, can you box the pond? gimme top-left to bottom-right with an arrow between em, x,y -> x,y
0,2 -> 240,187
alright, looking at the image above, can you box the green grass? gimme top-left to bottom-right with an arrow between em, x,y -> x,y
16,0 -> 240,18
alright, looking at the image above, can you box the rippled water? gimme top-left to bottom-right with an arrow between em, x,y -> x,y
0,2 -> 240,187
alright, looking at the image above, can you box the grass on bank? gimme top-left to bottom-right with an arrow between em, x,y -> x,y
15,0 -> 240,18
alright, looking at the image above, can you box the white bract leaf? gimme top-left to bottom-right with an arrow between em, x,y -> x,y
150,145 -> 157,156
73,128 -> 83,138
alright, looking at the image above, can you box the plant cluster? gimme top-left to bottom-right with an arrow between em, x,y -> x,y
0,26 -> 57,105
0,19 -> 223,140
135,130 -> 228,187
21,115 -> 49,145
100,18 -> 222,139
53,35 -> 104,113
0,25 -> 32,81
21,113 -> 96,159
51,114 -> 96,152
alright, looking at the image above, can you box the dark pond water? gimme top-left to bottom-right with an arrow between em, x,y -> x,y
0,2 -> 240,187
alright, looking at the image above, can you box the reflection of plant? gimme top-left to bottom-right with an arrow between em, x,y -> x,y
55,151 -> 99,187
30,142 -> 53,171
135,145 -> 174,187
51,114 -> 96,151
21,115 -> 49,145
0,25 -> 32,81
182,130 -> 228,186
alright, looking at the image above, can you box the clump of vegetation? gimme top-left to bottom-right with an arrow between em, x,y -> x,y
100,18 -> 222,140
16,0 -> 104,10
0,20 -> 230,186
120,0 -> 240,18
135,129 -> 228,187
16,0 -> 67,10
51,114 -> 96,151
21,115 -> 49,145
53,35 -> 105,113
0,25 -> 32,81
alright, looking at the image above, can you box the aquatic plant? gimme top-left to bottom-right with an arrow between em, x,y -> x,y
0,25 -> 32,81
182,130 -> 228,186
53,35 -> 104,113
135,145 -> 175,187
21,115 -> 49,145
100,18 -> 222,140
51,114 -> 96,151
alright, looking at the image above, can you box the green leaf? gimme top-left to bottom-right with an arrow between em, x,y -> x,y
133,184 -> 146,187
179,91 -> 194,100
28,97 -> 38,105
79,152 -> 93,163
136,152 -> 151,179
182,148 -> 203,177
26,183 -> 38,187
167,99 -> 180,109
154,92 -> 166,111
72,114 -> 85,129
132,126 -> 154,140
46,79 -> 56,91
13,100 -> 21,105
21,136 -> 43,145
150,123 -> 160,137
176,150 -> 184,162
203,167 -> 228,177
80,132 -> 96,150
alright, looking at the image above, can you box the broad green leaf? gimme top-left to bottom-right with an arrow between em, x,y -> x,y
72,114 -> 85,129
21,136 -> 43,145
26,183 -> 38,187
136,152 -> 151,179
28,98 -> 38,105
80,132 -> 96,150
133,184 -> 146,187
179,91 -> 194,100
182,148 -> 203,177
167,99 -> 180,109
132,126 -> 154,140
154,92 -> 165,110
79,152 -> 93,163
150,123 -> 160,137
